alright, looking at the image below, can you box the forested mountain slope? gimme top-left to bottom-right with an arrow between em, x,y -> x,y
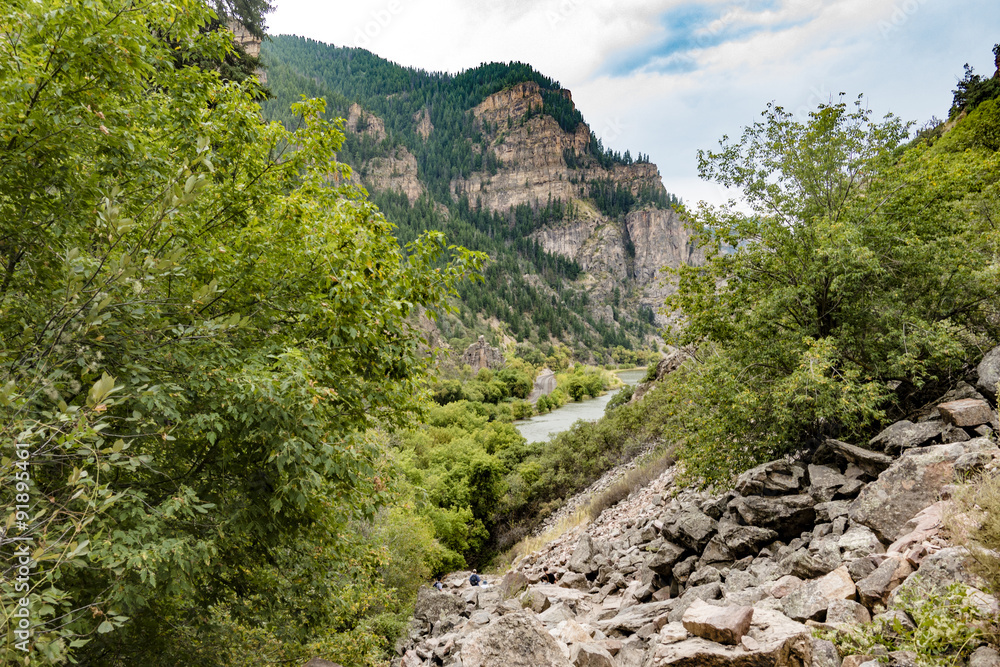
262,36 -> 701,359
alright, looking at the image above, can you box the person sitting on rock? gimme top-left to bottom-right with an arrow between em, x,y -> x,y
469,569 -> 482,587
543,566 -> 557,584
433,580 -> 444,591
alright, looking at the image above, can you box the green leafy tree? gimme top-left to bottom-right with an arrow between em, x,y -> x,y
0,0 -> 482,663
665,96 -> 1000,482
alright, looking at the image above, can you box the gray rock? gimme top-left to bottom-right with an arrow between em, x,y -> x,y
888,650 -> 919,667
890,546 -> 984,605
688,566 -> 722,588
825,599 -> 871,625
497,571 -> 529,600
681,599 -> 753,645
808,464 -> 852,502
414,586 -> 467,623
847,557 -> 880,582
873,609 -> 916,635
813,439 -> 894,479
811,638 -> 843,667
569,535 -> 599,574
560,571 -> 591,590
665,509 -> 718,551
599,600 -> 674,634
969,645 -> 1000,667
646,541 -> 687,576
645,608 -> 811,666
781,567 -> 855,622
460,611 -> 573,667
977,345 -> 1000,403
569,643 -> 616,667
718,522 -> 779,559
838,526 -> 885,560
460,335 -> 504,372
941,423 -> 972,443
868,420 -> 944,454
815,500 -> 852,523
850,441 -> 985,542
956,451 -> 996,475
699,535 -> 733,567
784,549 -> 838,579
938,398 -> 994,428
734,460 -> 807,496
724,568 -> 756,593
731,494 -> 816,540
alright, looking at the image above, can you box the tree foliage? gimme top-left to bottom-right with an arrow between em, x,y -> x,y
665,96 -> 1000,482
0,0 -> 482,663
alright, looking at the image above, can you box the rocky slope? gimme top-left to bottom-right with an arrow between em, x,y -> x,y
390,349 -> 1000,667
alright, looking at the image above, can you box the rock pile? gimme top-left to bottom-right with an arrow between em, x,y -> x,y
391,350 -> 1000,667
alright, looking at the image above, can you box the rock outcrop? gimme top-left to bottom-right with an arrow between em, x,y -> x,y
363,146 -> 424,204
461,336 -> 504,371
389,358 -> 1000,667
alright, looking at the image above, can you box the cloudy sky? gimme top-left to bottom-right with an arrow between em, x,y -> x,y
267,0 -> 999,205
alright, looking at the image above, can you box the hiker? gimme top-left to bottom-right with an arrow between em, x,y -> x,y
469,569 -> 482,587
433,580 -> 443,591
543,566 -> 557,584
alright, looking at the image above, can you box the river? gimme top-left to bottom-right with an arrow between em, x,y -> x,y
515,369 -> 647,443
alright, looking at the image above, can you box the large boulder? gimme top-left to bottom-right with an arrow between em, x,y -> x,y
497,571 -> 529,599
868,420 -> 944,454
568,535 -> 599,574
681,599 -> 753,645
734,460 -> 807,496
977,345 -> 1000,403
413,586 -> 466,623
937,399 -> 994,428
598,600 -> 675,634
849,440 -> 992,542
647,541 -> 688,576
890,547 -> 985,606
718,523 -> 778,560
569,643 -> 617,667
664,508 -> 718,551
780,567 -> 856,622
460,611 -> 573,667
730,495 -> 816,540
645,608 -> 812,666
813,439 -> 893,479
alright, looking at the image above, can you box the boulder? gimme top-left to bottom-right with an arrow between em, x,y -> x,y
497,571 -> 529,599
681,599 -> 753,645
815,500 -> 851,523
868,420 -> 944,454
645,608 -> 811,666
731,495 -> 816,540
850,441 -> 987,542
664,509 -> 718,551
646,541 -> 687,576
718,523 -> 779,559
599,600 -> 675,634
856,557 -> 912,609
414,586 -> 466,623
977,345 -> 1000,403
569,535 -> 599,574
460,611 -> 573,667
837,526 -> 884,560
970,646 -> 1000,667
560,571 -> 591,591
303,660 -> 343,667
784,549 -> 839,580
810,639 -> 843,667
569,643 -> 616,667
825,599 -> 871,626
555,619 -> 594,644
781,567 -> 855,622
938,398 -> 994,428
807,464 -> 852,502
813,439 -> 893,479
890,547 -> 984,606
734,460 -> 807,496
767,575 -> 803,599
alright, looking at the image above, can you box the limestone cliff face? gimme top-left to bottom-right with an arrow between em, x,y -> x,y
363,146 -> 424,204
451,81 -> 663,213
346,103 -> 386,142
627,208 -> 704,309
414,108 -> 434,139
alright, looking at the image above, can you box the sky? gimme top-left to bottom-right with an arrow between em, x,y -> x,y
266,0 -> 1000,206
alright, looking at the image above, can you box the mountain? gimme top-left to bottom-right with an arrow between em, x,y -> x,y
261,36 -> 702,359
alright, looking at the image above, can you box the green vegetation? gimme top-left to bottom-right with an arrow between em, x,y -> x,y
818,583 -> 993,665
950,44 -> 1000,118
659,94 -> 1000,483
0,1 -> 482,664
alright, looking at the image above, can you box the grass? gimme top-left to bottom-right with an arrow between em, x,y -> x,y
586,447 -> 676,521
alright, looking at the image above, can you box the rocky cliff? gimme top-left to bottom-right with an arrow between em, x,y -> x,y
388,349 -> 1000,667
